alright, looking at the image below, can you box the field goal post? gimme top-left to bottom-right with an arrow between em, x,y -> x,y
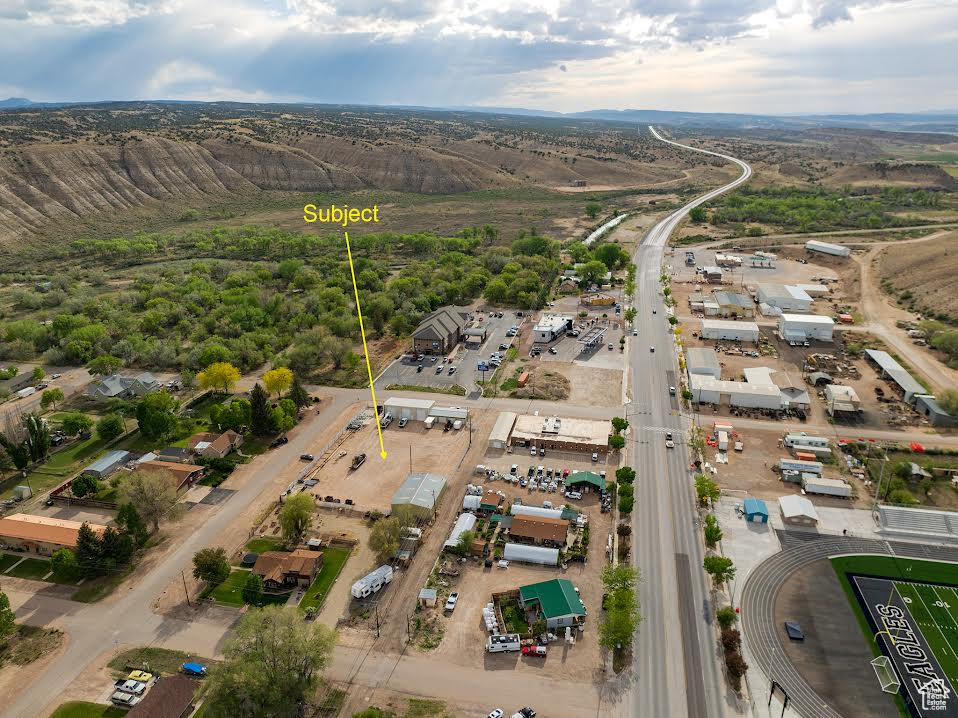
871,655 -> 901,694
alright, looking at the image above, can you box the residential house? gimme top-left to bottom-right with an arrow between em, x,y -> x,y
187,430 -> 243,459
0,514 -> 107,556
126,675 -> 197,718
518,578 -> 587,629
508,515 -> 569,547
138,460 -> 205,490
156,446 -> 191,463
0,367 -> 36,394
86,372 -> 159,400
412,306 -> 468,355
251,549 -> 323,591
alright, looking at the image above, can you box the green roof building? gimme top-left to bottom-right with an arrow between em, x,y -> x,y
566,471 -> 604,493
519,578 -> 586,629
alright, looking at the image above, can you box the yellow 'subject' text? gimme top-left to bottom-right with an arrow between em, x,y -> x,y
303,204 -> 380,227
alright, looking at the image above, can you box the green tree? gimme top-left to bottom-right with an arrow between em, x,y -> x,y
717,605 -> 739,629
279,493 -> 314,546
609,434 -> 625,451
938,389 -> 958,415
704,514 -> 723,548
618,495 -> 634,514
263,367 -> 294,397
288,376 -> 311,408
95,414 -> 125,442
198,362 -> 241,394
611,417 -> 629,434
40,388 -> 65,410
32,366 -> 45,382
695,474 -> 720,506
703,556 -> 736,586
118,469 -> 181,532
585,202 -> 602,219
457,529 -> 477,557
689,206 -> 707,222
594,243 -> 627,270
0,591 -> 15,643
615,466 -> 636,484
624,307 -> 636,323
250,384 -> 272,436
0,434 -> 29,473
50,548 -> 79,582
193,547 -> 231,585
135,391 -> 179,442
599,565 -> 641,651
23,413 -> 50,463
578,260 -> 608,286
71,474 -> 99,498
87,355 -> 123,376
202,606 -> 337,718
117,503 -> 149,547
242,573 -> 264,606
209,399 -> 251,433
60,412 -> 94,436
369,516 -> 403,563
75,522 -> 103,577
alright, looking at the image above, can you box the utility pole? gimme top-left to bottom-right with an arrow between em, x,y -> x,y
409,445 -> 412,474
181,570 -> 192,607
375,605 -> 380,638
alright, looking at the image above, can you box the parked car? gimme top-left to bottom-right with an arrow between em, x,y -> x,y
499,343 -> 509,350
669,386 -> 676,395
445,592 -> 459,611
436,364 -> 444,373
398,417 -> 409,428
300,454 -> 314,461
548,347 -> 558,355
529,447 -> 537,456
127,671 -> 153,683
270,436 -> 289,447
519,708 -> 537,718
666,439 -> 675,449
521,645 -> 547,657
607,344 -> 613,350
591,452 -> 598,462
448,366 -> 457,374
562,468 -> 570,478
114,679 -> 147,695
110,692 -> 141,708
565,491 -> 583,500
50,373 -> 61,379
487,711 -> 504,718
539,447 -> 545,456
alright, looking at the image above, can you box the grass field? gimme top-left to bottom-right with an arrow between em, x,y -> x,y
6,557 -> 52,581
0,553 -> 21,572
48,702 -> 127,718
833,555 -> 958,716
201,568 -> 290,607
108,646 -> 214,677
299,546 -> 351,612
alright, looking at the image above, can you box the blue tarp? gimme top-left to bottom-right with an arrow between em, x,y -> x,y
182,663 -> 207,675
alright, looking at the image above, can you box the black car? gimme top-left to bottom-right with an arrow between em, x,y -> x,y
520,708 -> 536,718
300,454 -> 314,461
784,621 -> 805,641
270,436 -> 289,447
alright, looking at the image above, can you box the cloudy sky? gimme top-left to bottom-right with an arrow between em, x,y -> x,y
1,0 -> 955,114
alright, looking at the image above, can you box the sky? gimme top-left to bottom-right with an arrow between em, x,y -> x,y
0,0 -> 955,114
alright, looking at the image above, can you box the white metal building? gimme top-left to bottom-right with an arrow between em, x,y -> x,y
444,512 -> 477,549
700,319 -> 760,343
685,347 -> 722,380
511,505 -> 565,520
778,314 -> 835,342
384,397 -> 436,422
757,284 -> 813,313
794,283 -> 830,297
392,473 -> 447,519
533,314 -> 572,343
503,543 -> 559,566
688,375 -> 782,410
429,406 -> 469,421
805,240 -> 851,258
488,412 -> 518,450
779,495 -> 819,526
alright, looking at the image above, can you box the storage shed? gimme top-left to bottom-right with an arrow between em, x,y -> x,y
384,397 -> 435,422
805,240 -> 851,258
686,347 -> 722,380
743,498 -> 769,524
81,450 -> 131,479
510,505 -> 565,520
391,472 -> 447,519
864,349 -> 926,403
488,411 -> 518,450
418,588 -> 438,607
444,512 -> 477,549
700,319 -> 760,343
914,395 -> 958,428
566,471 -> 605,493
779,495 -> 819,526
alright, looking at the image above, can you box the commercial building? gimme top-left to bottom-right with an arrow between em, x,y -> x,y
805,240 -> 851,258
508,515 -> 569,547
566,471 -> 605,493
383,397 -> 436,422
519,578 -> 587,630
702,266 -> 724,283
391,472 -> 447,519
81,450 -> 131,479
778,314 -> 835,343
252,549 -> 323,590
743,498 -> 769,524
700,319 -> 760,343
742,367 -> 810,410
412,306 -> 468,355
779,495 -> 819,526
533,314 -> 573,343
509,414 -> 612,454
914,395 -> 958,428
685,347 -> 722,380
488,411 -> 518,450
824,384 -> 863,417
712,291 -> 755,318
757,284 -> 813,313
0,514 -> 107,555
864,349 -> 926,404
689,375 -> 782,410
580,293 -> 615,307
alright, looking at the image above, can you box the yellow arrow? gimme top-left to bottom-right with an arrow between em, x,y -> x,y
344,231 -> 387,459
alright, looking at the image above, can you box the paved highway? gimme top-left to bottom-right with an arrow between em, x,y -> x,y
629,126 -> 752,718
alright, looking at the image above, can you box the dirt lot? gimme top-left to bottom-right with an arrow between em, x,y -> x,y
297,416 -> 477,513
423,468 -> 612,683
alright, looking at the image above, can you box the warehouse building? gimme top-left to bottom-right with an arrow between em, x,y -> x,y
824,384 -> 863,417
383,397 -> 435,422
686,347 -> 722,380
779,495 -> 819,526
864,349 -> 926,403
700,319 -> 760,343
805,240 -> 851,258
533,314 -> 573,343
509,414 -> 611,454
712,291 -> 755,318
794,283 -> 830,297
488,411 -> 518,449
391,473 -> 447,519
743,367 -> 810,410
778,314 -> 835,343
744,498 -> 769,524
757,284 -> 813,313
81,450 -> 131,479
503,543 -> 559,566
702,266 -> 724,283
688,375 -> 782,410
914,395 -> 958,428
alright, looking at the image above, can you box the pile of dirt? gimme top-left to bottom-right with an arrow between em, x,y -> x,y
825,161 -> 958,189
877,230 -> 958,321
510,366 -> 570,400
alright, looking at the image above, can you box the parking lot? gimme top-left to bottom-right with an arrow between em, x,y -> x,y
376,311 -> 528,394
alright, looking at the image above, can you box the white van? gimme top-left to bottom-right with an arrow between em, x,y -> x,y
487,633 -> 521,653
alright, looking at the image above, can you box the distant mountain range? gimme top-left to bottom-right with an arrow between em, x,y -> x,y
3,97 -> 958,132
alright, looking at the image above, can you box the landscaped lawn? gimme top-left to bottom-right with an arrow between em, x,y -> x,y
7,557 -> 52,581
0,553 -> 21,573
300,546 -> 351,612
501,602 -> 530,635
245,537 -> 287,554
201,569 -> 290,607
48,701 -> 126,718
109,646 -> 215,677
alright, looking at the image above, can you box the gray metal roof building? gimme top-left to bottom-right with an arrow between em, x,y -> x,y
391,472 -> 447,517
685,347 -> 722,379
914,395 -> 958,428
864,349 -> 926,403
82,450 -> 131,479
